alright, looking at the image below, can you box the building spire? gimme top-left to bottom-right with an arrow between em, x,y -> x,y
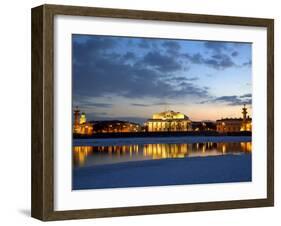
241,104 -> 248,132
242,104 -> 248,122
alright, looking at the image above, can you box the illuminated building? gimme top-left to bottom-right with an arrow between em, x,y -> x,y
92,120 -> 142,133
191,121 -> 216,131
216,105 -> 252,133
146,110 -> 192,132
79,112 -> 86,124
241,105 -> 252,131
73,107 -> 94,135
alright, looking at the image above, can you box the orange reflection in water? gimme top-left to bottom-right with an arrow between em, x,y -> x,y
240,142 -> 252,152
73,142 -> 252,167
73,146 -> 93,166
143,143 -> 189,159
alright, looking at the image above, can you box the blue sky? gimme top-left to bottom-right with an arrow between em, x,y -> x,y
72,34 -> 252,123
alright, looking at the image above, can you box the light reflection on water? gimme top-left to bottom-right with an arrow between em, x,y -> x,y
73,142 -> 252,168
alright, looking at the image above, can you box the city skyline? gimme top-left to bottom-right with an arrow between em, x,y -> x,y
73,34 -> 252,123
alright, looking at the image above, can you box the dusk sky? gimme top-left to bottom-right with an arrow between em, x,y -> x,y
72,34 -> 252,123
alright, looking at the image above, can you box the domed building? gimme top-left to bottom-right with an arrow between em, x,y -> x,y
73,107 -> 94,135
146,110 -> 192,132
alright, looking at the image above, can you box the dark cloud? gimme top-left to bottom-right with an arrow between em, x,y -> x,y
73,96 -> 113,109
231,51 -> 239,57
242,59 -> 252,67
196,41 -> 246,70
142,51 -> 182,72
204,41 -> 229,53
182,76 -> 199,81
88,111 -> 109,117
84,112 -> 109,121
207,54 -> 235,69
185,52 -> 235,70
164,76 -> 199,83
240,93 -> 252,98
141,40 -> 239,71
215,96 -> 240,103
187,53 -> 203,64
73,36 -> 209,100
200,94 -> 252,106
162,41 -> 181,50
162,41 -> 181,55
122,51 -> 136,61
138,39 -> 150,49
211,54 -> 224,60
173,76 -> 188,81
131,103 -> 151,107
86,103 -> 113,108
73,35 -> 117,63
154,102 -> 173,105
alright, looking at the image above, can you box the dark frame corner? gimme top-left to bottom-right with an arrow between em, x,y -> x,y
31,4 -> 274,221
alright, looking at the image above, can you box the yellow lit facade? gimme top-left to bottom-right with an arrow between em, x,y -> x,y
240,105 -> 252,131
73,107 -> 94,135
79,112 -> 87,124
216,105 -> 252,133
146,110 -> 192,132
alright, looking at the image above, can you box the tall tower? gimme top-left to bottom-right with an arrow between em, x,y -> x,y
242,104 -> 248,122
74,106 -> 80,127
241,104 -> 248,131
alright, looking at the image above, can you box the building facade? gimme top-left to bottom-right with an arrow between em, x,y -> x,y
191,121 -> 216,131
216,105 -> 252,133
146,110 -> 192,132
73,107 -> 94,135
91,120 -> 142,133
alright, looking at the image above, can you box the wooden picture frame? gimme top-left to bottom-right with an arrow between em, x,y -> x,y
31,4 -> 274,221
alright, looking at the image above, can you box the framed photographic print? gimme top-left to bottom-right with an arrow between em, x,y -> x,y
31,4 -> 274,221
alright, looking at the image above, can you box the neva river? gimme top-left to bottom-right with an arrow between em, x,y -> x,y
72,136 -> 252,189
73,136 -> 251,168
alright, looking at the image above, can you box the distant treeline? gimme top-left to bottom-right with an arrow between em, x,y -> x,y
73,131 -> 252,139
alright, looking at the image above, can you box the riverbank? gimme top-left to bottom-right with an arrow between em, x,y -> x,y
74,131 -> 251,139
73,154 -> 252,190
73,135 -> 251,146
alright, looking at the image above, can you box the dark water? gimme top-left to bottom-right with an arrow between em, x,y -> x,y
73,142 -> 252,168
